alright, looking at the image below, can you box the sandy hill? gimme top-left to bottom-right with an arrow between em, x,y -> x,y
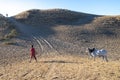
14,9 -> 96,26
13,9 -> 120,41
12,9 -> 120,60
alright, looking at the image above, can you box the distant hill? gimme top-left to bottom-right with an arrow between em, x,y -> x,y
0,14 -> 17,40
13,9 -> 97,26
13,9 -> 120,40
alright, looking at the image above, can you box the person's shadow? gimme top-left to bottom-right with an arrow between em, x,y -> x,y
42,60 -> 81,64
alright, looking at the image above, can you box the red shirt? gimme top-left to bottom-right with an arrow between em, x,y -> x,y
31,48 -> 35,56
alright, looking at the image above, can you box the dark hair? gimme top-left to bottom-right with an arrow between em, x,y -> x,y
31,45 -> 33,48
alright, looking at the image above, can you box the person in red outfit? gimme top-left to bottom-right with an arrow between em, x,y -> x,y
29,45 -> 37,62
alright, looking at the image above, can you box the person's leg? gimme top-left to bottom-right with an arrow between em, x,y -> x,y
34,56 -> 37,62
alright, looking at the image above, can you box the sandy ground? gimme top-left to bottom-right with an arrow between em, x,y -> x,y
0,54 -> 120,80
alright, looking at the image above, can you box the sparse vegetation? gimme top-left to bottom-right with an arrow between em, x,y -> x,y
3,40 -> 16,45
4,29 -> 17,39
0,14 -> 18,41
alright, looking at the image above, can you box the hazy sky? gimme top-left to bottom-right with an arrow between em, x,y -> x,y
0,0 -> 120,16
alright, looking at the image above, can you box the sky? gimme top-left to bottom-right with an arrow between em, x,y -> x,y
0,0 -> 120,16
